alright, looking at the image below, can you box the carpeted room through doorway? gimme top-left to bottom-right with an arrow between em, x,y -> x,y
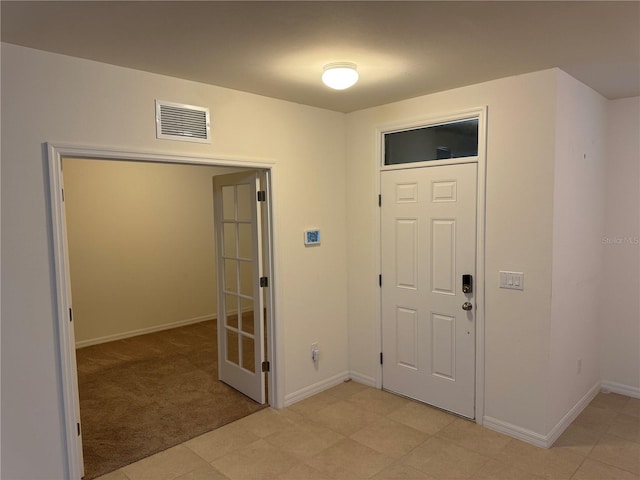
76,319 -> 266,479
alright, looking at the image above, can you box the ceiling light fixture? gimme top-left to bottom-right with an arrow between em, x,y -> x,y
322,62 -> 359,90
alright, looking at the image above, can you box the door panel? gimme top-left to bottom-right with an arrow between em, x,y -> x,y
381,163 -> 476,418
213,171 -> 265,404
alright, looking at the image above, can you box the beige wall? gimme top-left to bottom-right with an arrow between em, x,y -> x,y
601,97 -> 640,390
1,43 -> 348,478
346,69 -> 558,437
548,71 -> 607,431
63,159 -> 242,346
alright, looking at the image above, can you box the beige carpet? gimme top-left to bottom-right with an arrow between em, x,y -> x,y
76,320 -> 266,479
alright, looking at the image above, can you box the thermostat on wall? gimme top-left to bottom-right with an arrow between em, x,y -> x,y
304,229 -> 321,246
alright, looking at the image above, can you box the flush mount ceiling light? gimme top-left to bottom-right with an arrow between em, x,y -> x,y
322,62 -> 359,90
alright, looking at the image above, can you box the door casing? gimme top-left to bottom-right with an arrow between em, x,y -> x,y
375,107 -> 487,424
47,143 -> 282,480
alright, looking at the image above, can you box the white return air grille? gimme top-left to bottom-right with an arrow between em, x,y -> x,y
155,100 -> 210,143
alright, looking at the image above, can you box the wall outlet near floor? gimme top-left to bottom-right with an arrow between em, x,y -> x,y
311,342 -> 319,363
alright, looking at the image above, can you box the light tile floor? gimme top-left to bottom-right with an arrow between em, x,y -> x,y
97,382 -> 640,480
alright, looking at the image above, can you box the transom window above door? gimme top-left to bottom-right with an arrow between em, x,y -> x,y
384,118 -> 479,165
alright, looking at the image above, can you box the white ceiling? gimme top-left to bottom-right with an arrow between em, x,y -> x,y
2,1 -> 639,113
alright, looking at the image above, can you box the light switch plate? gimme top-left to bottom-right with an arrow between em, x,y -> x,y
500,271 -> 524,290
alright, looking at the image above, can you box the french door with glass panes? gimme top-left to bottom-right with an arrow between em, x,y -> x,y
213,171 -> 266,403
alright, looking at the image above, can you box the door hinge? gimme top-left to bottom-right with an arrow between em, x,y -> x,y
69,308 -> 73,322
380,352 -> 383,365
379,274 -> 382,287
260,277 -> 269,288
62,189 -> 65,201
257,190 -> 266,202
77,422 -> 81,436
261,361 -> 270,372
378,194 -> 381,207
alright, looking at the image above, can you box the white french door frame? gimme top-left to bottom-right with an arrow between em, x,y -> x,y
47,143 -> 282,480
375,107 -> 487,423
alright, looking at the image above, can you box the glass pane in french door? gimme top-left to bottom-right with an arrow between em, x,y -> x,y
221,182 -> 258,373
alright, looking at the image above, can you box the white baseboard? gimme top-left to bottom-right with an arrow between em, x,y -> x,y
482,416 -> 549,448
284,371 -> 350,407
75,314 -> 216,348
483,380 -> 600,449
601,380 -> 640,399
349,371 -> 377,387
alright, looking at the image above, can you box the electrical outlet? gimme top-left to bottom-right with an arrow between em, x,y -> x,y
577,358 -> 582,375
311,342 -> 319,362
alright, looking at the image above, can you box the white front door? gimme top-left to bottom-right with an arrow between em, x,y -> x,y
381,163 -> 477,418
213,171 -> 266,404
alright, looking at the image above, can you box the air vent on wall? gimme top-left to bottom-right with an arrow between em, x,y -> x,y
155,100 -> 210,143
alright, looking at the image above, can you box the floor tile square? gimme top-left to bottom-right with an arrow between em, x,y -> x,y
325,380 -> 370,400
288,390 -> 343,417
184,421 -> 260,462
608,413 -> 640,443
572,406 -> 620,435
491,439 -> 583,480
388,401 -> 456,435
265,418 -> 344,459
174,464 -> 229,480
210,439 -> 301,480
590,434 -> 640,475
347,388 -> 413,415
372,461 -> 436,479
232,408 -> 300,438
469,459 -> 545,480
590,392 -> 632,412
305,437 -> 395,479
401,436 -> 489,479
311,399 -> 384,436
350,416 -> 429,457
121,445 -> 212,480
572,458 -> 640,480
436,418 -> 512,456
552,424 -> 600,456
622,398 -> 640,419
95,470 -> 131,480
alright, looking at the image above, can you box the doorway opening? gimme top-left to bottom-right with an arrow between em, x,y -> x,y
48,145 -> 278,480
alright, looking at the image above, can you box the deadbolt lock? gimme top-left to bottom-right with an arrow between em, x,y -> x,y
462,274 -> 473,294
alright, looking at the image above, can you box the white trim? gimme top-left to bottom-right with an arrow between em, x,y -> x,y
601,380 -> 640,399
349,371 -> 377,387
474,107 -> 488,424
75,314 -> 216,349
482,416 -> 550,449
284,371 -> 350,407
263,168 -> 283,409
483,381 -> 600,448
381,156 -> 478,171
374,107 -> 487,423
47,143 -> 280,480
48,145 -> 84,480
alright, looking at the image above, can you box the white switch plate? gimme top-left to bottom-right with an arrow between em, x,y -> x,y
500,271 -> 524,290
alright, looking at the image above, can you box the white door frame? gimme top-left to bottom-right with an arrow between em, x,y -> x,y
47,143 -> 282,480
375,107 -> 487,423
